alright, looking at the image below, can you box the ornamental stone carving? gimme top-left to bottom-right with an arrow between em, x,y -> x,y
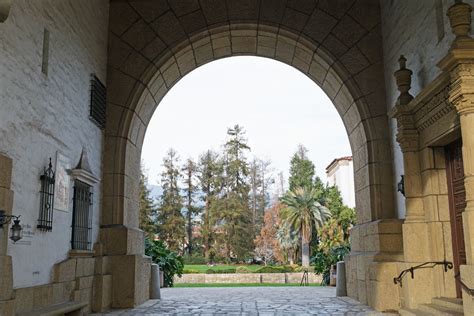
391,55 -> 419,152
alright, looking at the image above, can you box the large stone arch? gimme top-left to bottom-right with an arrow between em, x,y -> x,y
102,0 -> 399,310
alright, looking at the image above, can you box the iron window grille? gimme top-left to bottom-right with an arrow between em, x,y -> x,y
38,158 -> 55,231
71,180 -> 93,250
89,74 -> 106,129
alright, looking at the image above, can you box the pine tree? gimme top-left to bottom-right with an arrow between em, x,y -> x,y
288,145 -> 315,191
182,158 -> 200,255
249,158 -> 273,234
157,148 -> 185,252
220,125 -> 254,259
139,167 -> 157,240
198,150 -> 224,259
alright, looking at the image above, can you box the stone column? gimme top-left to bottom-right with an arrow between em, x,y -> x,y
438,1 -> 474,312
0,154 -> 15,314
391,56 -> 425,224
390,56 -> 435,308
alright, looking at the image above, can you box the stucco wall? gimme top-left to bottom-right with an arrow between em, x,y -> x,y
327,160 -> 355,208
380,0 -> 474,219
0,0 -> 108,288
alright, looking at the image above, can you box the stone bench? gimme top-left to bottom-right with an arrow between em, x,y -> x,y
17,301 -> 88,316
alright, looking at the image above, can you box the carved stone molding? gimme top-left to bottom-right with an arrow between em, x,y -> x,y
391,56 -> 419,152
0,0 -> 11,23
416,87 -> 454,130
447,63 -> 474,115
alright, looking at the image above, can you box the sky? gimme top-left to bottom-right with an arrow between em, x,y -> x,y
142,56 -> 351,191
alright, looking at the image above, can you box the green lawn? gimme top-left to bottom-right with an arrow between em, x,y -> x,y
183,264 -> 262,273
183,264 -> 314,274
174,283 -> 320,288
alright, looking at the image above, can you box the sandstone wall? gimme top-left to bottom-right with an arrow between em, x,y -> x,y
175,273 -> 322,285
0,0 -> 108,288
380,0 -> 474,218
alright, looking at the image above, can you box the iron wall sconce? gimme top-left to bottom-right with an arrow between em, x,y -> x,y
0,210 -> 23,243
397,175 -> 405,197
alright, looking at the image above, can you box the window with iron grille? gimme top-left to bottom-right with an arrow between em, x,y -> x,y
71,180 -> 93,250
38,158 -> 55,231
89,74 -> 106,129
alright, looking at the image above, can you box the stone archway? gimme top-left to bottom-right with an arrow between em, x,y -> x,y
0,0 -> 11,22
102,0 -> 400,311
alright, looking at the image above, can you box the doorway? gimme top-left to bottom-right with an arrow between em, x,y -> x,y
445,139 -> 467,298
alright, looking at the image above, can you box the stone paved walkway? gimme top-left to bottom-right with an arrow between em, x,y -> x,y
94,287 -> 385,315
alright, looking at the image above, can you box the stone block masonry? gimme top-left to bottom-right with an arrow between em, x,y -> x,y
174,273 -> 322,285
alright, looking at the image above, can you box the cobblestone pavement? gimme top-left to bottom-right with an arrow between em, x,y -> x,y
94,286 -> 385,315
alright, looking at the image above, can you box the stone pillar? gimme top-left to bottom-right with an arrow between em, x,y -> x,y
390,56 -> 437,308
0,154 -> 15,314
100,128 -> 150,309
391,56 -> 425,224
336,261 -> 346,297
438,1 -> 474,312
150,264 -> 161,299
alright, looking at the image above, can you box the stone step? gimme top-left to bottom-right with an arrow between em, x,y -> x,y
399,308 -> 433,316
431,297 -> 463,312
418,303 -> 464,315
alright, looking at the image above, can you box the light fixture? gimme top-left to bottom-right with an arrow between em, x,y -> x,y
0,210 -> 23,243
397,175 -> 405,197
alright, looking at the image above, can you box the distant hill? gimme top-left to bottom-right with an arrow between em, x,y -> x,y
147,184 -> 205,207
147,184 -> 162,201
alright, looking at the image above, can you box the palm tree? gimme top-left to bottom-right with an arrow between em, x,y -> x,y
276,222 -> 300,265
280,187 -> 331,267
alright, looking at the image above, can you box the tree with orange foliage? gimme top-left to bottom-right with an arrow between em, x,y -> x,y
254,202 -> 285,264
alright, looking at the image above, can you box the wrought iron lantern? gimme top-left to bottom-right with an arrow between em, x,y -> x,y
0,210 -> 23,243
397,175 -> 405,197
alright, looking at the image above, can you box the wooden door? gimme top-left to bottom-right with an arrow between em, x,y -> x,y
445,139 -> 467,298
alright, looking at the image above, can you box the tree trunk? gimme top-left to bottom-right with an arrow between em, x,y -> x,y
203,198 -> 210,260
301,229 -> 311,267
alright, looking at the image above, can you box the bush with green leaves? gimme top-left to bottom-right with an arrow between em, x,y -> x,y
236,266 -> 253,273
254,265 -> 294,273
182,254 -> 207,265
205,267 -> 236,274
145,238 -> 184,287
311,244 -> 350,285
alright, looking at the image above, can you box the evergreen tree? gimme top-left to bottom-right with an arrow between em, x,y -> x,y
157,148 -> 185,252
220,125 -> 254,259
139,168 -> 157,240
249,158 -> 273,234
314,177 -> 356,239
182,158 -> 200,255
288,145 -> 315,191
198,150 -> 224,259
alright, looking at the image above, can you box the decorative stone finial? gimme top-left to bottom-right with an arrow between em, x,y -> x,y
74,148 -> 93,174
394,55 -> 414,106
447,0 -> 472,43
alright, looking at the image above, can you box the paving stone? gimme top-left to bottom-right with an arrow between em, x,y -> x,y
102,287 -> 384,315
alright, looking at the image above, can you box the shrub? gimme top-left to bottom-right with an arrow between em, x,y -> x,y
145,238 -> 184,287
293,266 -> 314,272
205,267 -> 236,274
236,266 -> 252,273
182,254 -> 207,265
254,265 -> 293,273
311,244 -> 350,285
